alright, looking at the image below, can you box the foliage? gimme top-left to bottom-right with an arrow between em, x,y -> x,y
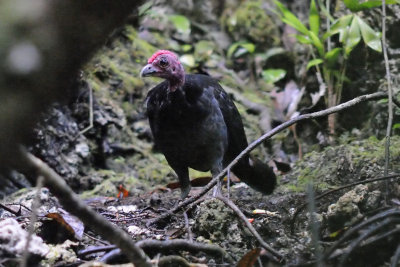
223,0 -> 280,46
262,68 -> 287,84
168,15 -> 191,36
272,0 -> 391,134
342,0 -> 399,12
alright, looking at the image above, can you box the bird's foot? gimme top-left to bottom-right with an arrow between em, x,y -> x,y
180,184 -> 192,200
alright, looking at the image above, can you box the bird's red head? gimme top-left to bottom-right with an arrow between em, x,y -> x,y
141,50 -> 185,92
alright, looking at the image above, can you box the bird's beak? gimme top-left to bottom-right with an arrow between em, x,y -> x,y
140,64 -> 159,77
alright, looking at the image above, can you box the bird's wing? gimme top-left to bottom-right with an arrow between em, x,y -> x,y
211,82 -> 249,165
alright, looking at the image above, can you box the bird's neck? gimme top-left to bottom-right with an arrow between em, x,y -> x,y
168,78 -> 184,92
168,65 -> 185,92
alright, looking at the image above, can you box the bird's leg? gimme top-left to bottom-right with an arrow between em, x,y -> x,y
227,168 -> 231,199
174,167 -> 191,199
211,162 -> 223,197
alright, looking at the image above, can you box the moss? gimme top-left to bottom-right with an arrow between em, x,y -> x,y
81,170 -> 141,198
282,135 -> 400,193
221,0 -> 280,46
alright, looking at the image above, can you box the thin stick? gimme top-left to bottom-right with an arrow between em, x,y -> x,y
20,175 -> 44,267
148,91 -> 388,226
79,84 -> 94,135
183,211 -> 193,242
391,243 -> 400,267
99,239 -> 234,264
216,195 -> 283,262
382,0 -> 394,200
306,183 -> 323,267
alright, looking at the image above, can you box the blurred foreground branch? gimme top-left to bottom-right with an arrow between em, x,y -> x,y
21,150 -> 153,267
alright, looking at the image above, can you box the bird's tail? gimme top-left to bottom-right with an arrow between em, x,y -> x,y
232,157 -> 276,194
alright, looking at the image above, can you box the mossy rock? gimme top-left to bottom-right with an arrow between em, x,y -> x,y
80,170 -> 143,198
282,136 -> 400,193
221,0 -> 280,46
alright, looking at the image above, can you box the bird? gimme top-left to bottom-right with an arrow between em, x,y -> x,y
141,50 -> 276,198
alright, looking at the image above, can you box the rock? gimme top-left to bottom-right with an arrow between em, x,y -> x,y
0,218 -> 49,257
193,198 -> 254,260
325,185 -> 370,232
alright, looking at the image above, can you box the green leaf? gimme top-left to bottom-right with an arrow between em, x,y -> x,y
274,0 -> 309,35
263,47 -> 286,61
138,2 -> 153,16
168,15 -> 191,35
181,44 -> 192,52
324,48 -> 342,68
179,54 -> 195,68
240,43 -> 256,54
344,16 -> 361,56
308,31 -> 324,56
194,40 -> 214,57
393,123 -> 400,130
306,58 -> 323,70
323,15 -> 353,41
356,16 -> 382,52
227,42 -> 241,59
295,34 -> 313,44
262,68 -> 287,84
317,0 -> 334,22
344,0 -> 400,11
309,0 -> 320,36
343,0 -> 362,11
227,42 -> 255,59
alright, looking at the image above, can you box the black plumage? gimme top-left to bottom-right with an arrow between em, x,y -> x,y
142,50 -> 276,198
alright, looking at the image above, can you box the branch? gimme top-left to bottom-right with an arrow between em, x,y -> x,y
136,239 -> 231,260
382,0 -> 394,198
20,150 -> 153,267
216,195 -> 283,262
80,239 -> 234,264
148,91 -> 388,225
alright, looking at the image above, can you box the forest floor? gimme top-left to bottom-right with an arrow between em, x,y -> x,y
1,0 -> 400,266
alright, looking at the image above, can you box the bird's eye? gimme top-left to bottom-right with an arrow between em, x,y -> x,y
159,58 -> 169,68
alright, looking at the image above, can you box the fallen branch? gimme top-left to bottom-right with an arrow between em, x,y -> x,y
324,208 -> 400,259
216,195 -> 283,262
20,150 -> 153,267
148,91 -> 388,226
81,239 -> 234,264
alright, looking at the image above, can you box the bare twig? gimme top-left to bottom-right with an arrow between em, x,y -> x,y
79,84 -> 94,136
183,211 -> 193,241
382,0 -> 394,200
20,175 -> 44,267
338,218 -> 400,267
148,91 -> 388,226
391,243 -> 400,267
78,245 -> 116,257
306,183 -> 323,267
324,208 -> 400,259
216,195 -> 283,262
136,239 -> 231,260
0,203 -> 21,216
99,239 -> 234,264
20,151 -> 153,267
291,173 -> 400,231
